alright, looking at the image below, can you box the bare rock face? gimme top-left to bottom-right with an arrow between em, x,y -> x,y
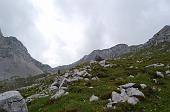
0,91 -> 28,112
145,25 -> 170,46
0,30 -> 51,81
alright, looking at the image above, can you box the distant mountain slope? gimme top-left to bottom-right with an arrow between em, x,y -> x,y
51,25 -> 170,73
0,29 -> 51,81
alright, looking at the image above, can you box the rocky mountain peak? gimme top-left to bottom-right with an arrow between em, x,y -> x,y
146,25 -> 170,46
0,30 -> 51,81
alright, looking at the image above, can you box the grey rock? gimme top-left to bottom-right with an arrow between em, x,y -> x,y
51,89 -> 65,100
119,83 -> 135,89
0,91 -> 28,112
111,92 -> 124,103
145,25 -> 170,46
146,63 -> 164,68
156,71 -> 164,78
49,86 -> 59,94
127,97 -> 139,105
0,31 -> 51,81
84,78 -> 90,81
89,95 -> 99,102
106,102 -> 114,108
91,76 -> 99,81
140,84 -> 147,89
165,70 -> 170,75
99,60 -> 106,66
126,88 -> 145,97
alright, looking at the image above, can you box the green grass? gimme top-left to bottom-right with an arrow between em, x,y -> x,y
24,42 -> 170,111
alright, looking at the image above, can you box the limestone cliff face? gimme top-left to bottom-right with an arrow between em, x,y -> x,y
145,25 -> 170,46
0,31 -> 51,81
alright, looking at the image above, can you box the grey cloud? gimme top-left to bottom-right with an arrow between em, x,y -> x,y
55,0 -> 170,48
0,0 -> 48,64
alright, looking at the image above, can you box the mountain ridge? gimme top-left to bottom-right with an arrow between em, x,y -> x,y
50,25 -> 170,73
0,30 -> 51,81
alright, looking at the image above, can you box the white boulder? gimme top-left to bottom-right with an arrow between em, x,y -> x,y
99,60 -> 106,66
51,89 -> 65,100
49,86 -> 59,94
127,97 -> 139,105
89,95 -> 99,102
140,84 -> 147,89
91,76 -> 99,80
111,92 -> 123,103
0,91 -> 28,112
156,71 -> 164,78
166,70 -> 170,74
119,83 -> 135,89
84,78 -> 89,81
106,102 -> 114,108
126,88 -> 145,97
146,63 -> 164,68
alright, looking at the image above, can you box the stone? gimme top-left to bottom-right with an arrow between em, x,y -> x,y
126,88 -> 145,97
0,34 -> 51,81
106,102 -> 113,108
67,77 -> 79,83
129,66 -> 134,68
49,86 -> 59,94
120,89 -> 129,102
88,87 -> 94,89
51,89 -> 65,100
89,95 -> 99,102
64,92 -> 69,95
51,77 -> 67,88
104,64 -> 113,68
146,63 -> 164,68
127,97 -> 139,105
91,76 -> 99,80
165,70 -> 170,74
140,84 -> 147,89
111,92 -> 123,103
74,70 -> 86,77
0,91 -> 28,112
99,60 -> 106,66
90,60 -> 97,64
84,78 -> 90,81
156,71 -> 164,78
119,83 -> 135,89
128,75 -> 134,78
153,79 -> 158,83
64,72 -> 70,78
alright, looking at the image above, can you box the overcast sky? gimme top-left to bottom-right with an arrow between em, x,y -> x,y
0,0 -> 170,67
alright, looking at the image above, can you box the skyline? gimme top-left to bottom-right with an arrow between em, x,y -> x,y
0,0 -> 170,67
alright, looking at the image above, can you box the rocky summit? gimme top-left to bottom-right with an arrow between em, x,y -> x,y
0,30 -> 51,81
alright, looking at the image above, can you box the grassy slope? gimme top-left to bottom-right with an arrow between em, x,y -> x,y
26,42 -> 170,112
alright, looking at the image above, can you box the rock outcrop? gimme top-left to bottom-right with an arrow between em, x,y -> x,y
106,83 -> 146,107
0,30 -> 51,81
0,91 -> 28,112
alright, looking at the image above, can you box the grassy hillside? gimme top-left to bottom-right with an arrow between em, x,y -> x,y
23,42 -> 170,112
